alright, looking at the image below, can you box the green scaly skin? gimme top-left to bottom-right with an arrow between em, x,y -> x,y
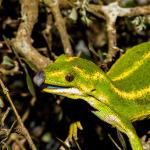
34,42 -> 150,150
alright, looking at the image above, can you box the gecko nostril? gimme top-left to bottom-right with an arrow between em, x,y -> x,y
33,71 -> 45,87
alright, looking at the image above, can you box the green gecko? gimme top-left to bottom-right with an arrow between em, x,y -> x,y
33,42 -> 150,150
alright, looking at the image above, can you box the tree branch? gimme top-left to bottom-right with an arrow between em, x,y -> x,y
11,0 -> 51,70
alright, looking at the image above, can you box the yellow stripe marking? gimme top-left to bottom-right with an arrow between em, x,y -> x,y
73,66 -> 106,80
112,52 -> 150,81
111,84 -> 150,100
66,57 -> 77,62
73,66 -> 91,80
93,72 -> 102,80
130,110 -> 150,121
46,71 -> 65,77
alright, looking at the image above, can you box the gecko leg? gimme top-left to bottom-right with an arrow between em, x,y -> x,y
92,101 -> 143,150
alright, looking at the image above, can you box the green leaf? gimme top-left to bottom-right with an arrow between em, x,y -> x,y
21,58 -> 37,72
0,96 -> 4,108
25,69 -> 36,96
69,8 -> 78,22
2,56 -> 14,67
6,145 -> 12,150
80,10 -> 92,26
42,133 -> 52,143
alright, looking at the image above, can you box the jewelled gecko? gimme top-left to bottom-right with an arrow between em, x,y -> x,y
34,42 -> 150,150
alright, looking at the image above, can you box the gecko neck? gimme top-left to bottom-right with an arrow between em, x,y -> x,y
91,73 -> 119,104
85,71 -> 150,121
80,70 -> 116,105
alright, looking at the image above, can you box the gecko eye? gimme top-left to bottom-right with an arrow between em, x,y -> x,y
65,73 -> 75,82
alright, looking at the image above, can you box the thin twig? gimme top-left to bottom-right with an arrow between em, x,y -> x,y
108,134 -> 122,150
42,11 -> 57,59
0,79 -> 37,150
44,0 -> 73,56
0,0 -> 3,7
0,107 -> 10,126
56,137 -> 71,150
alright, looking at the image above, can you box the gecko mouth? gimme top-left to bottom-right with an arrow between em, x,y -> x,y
41,83 -> 83,96
40,83 -> 69,90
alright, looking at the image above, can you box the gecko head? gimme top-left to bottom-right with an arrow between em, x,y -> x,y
33,55 -> 104,99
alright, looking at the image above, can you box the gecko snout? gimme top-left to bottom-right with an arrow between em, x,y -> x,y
33,71 -> 45,88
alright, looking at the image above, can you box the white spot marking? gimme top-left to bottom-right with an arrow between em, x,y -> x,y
54,87 -> 83,95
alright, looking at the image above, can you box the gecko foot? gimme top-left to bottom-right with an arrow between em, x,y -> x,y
67,121 -> 83,141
